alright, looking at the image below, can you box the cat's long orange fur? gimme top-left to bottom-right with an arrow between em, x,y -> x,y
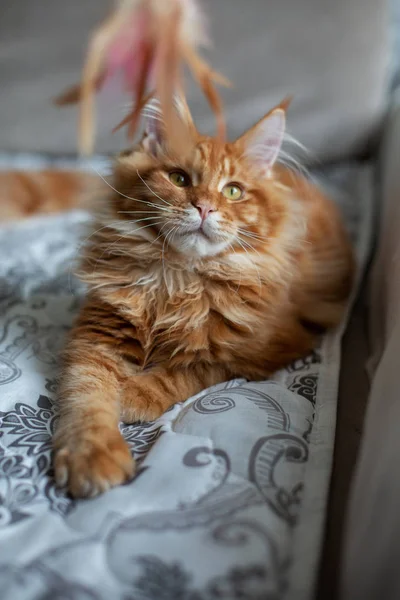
53,100 -> 354,498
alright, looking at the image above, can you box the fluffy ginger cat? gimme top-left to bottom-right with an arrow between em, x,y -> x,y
53,98 -> 354,498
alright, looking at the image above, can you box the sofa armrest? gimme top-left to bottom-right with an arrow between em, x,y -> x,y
369,89 -> 400,373
341,91 -> 400,600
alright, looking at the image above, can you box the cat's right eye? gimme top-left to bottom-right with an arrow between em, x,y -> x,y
169,171 -> 191,188
222,183 -> 243,201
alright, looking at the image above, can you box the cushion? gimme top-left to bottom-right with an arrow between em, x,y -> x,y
0,0 -> 389,162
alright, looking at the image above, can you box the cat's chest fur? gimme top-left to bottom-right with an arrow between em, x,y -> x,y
102,257 -> 275,363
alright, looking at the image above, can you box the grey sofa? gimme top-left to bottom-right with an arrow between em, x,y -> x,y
0,2 -> 397,599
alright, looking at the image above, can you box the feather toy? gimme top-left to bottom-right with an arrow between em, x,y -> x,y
55,0 -> 230,155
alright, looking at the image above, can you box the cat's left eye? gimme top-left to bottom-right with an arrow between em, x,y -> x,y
222,183 -> 243,201
169,170 -> 191,187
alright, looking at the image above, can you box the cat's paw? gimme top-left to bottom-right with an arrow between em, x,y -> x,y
120,397 -> 166,423
120,388 -> 166,423
53,429 -> 135,498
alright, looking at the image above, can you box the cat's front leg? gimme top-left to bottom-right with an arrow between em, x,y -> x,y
53,339 -> 136,499
120,363 -> 229,423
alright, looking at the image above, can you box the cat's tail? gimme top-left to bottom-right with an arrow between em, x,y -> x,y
0,170 -> 99,222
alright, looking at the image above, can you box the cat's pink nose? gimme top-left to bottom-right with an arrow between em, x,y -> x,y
194,202 -> 216,221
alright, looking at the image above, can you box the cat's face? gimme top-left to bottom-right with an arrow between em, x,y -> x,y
107,100 -> 287,259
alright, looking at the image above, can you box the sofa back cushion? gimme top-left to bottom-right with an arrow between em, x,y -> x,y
0,0 -> 389,162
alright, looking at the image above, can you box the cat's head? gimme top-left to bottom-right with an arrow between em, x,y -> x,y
106,97 -> 289,258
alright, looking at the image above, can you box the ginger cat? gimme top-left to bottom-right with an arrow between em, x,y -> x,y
53,99 -> 354,498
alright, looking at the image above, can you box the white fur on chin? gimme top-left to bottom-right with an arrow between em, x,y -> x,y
171,231 -> 230,258
169,208 -> 231,257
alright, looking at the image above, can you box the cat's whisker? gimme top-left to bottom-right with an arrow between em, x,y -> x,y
227,242 -> 243,295
117,210 -> 156,214
280,129 -> 317,177
67,217 -> 141,295
117,215 -> 164,225
91,165 -> 174,213
91,221 -> 165,276
166,226 -> 178,253
128,220 -> 166,236
131,201 -> 173,213
238,234 -> 264,244
161,225 -> 171,259
236,228 -> 267,242
235,236 -> 254,260
124,198 -> 174,212
170,226 -> 180,250
90,233 -> 130,276
236,235 -> 261,257
97,227 -> 155,256
118,208 -> 180,215
151,224 -> 170,246
161,225 -> 175,286
278,150 -> 310,180
236,226 -> 264,236
235,236 -> 262,296
68,221 -> 116,294
283,132 -> 309,153
136,170 -> 174,207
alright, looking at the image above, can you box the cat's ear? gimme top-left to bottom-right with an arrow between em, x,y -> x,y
237,100 -> 289,175
141,96 -> 196,157
141,98 -> 165,156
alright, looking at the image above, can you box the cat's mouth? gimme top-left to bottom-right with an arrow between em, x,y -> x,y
166,221 -> 230,257
178,224 -> 212,241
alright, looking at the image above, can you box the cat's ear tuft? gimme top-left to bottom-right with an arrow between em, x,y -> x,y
141,95 -> 196,157
142,98 -> 165,157
238,106 -> 286,175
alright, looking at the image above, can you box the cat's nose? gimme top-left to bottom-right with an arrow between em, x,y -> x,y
193,202 -> 216,221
